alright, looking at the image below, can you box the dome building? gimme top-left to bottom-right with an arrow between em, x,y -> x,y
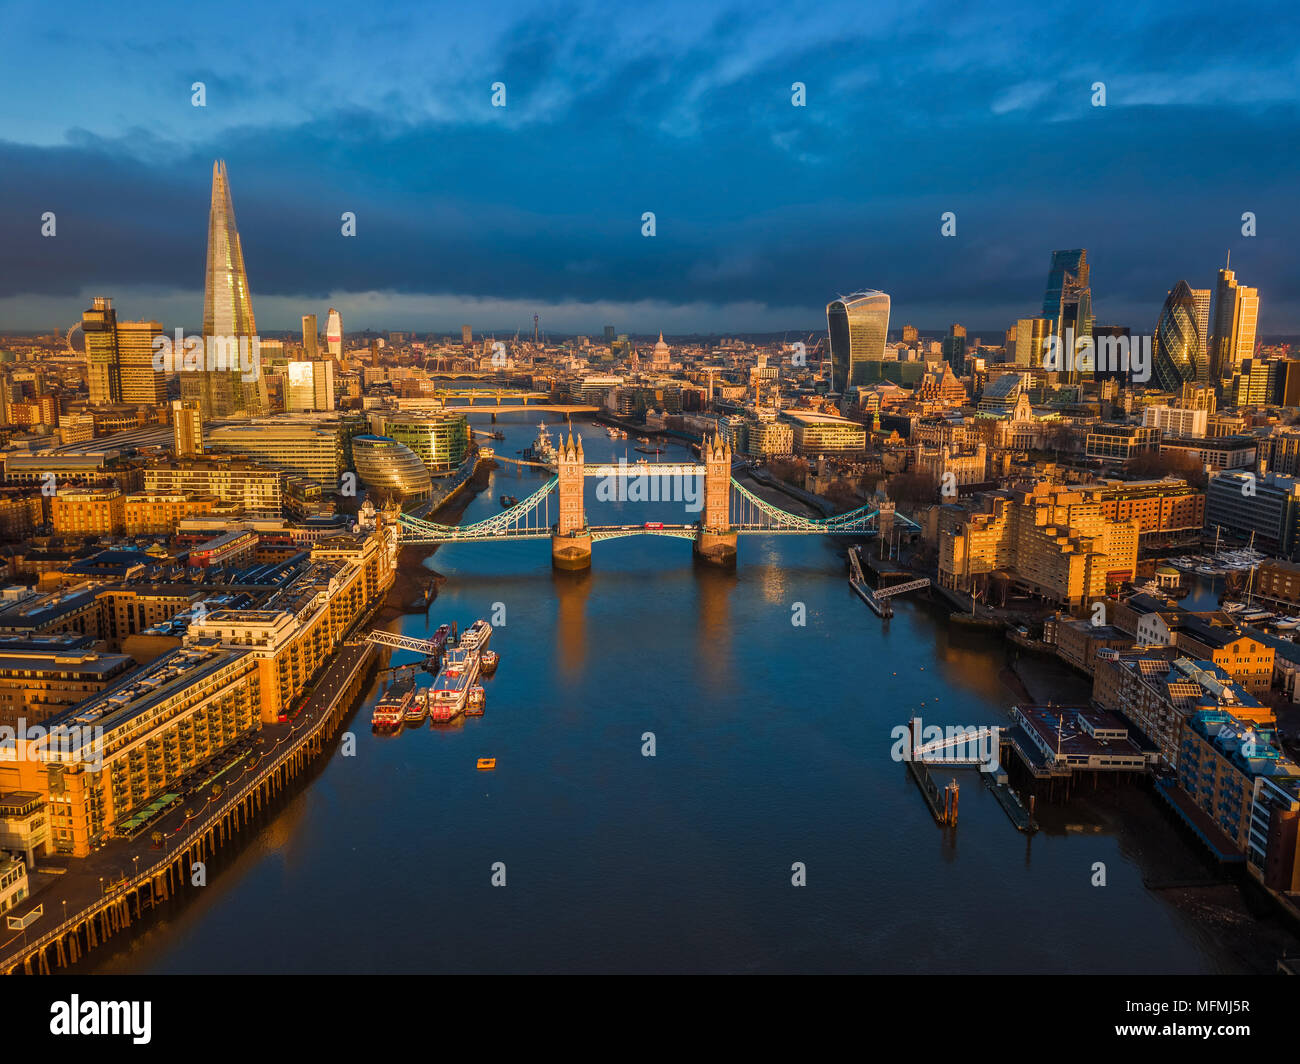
650,332 -> 671,370
351,434 -> 432,508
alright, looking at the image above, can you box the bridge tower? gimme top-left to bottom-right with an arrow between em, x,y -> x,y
551,427 -> 592,571
694,433 -> 738,568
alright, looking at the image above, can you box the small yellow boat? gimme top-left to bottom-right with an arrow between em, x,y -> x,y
476,757 -> 496,770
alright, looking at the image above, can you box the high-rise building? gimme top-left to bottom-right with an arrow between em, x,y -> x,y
942,323 -> 967,376
302,314 -> 319,360
1154,282 -> 1211,390
83,297 -> 120,405
1209,257 -> 1259,382
1191,288 -> 1211,355
1014,318 -> 1050,368
190,160 -> 264,418
326,308 -> 343,359
902,324 -> 919,344
1153,281 -> 1209,390
117,320 -> 165,403
604,325 -> 616,345
172,399 -> 204,457
826,290 -> 890,394
1041,249 -> 1093,381
285,360 -> 336,412
82,298 -> 165,404
461,325 -> 473,348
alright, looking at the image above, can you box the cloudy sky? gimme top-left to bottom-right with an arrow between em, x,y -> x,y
1,0 -> 1298,337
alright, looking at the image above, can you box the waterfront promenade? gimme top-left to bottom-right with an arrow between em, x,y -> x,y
0,623 -> 380,974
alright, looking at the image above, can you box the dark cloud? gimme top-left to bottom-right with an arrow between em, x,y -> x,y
1,0 -> 1298,332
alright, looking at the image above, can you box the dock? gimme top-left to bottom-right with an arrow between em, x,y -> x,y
980,770 -> 1038,833
849,547 -> 930,619
906,759 -> 959,826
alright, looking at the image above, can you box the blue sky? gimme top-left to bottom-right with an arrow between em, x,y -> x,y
1,0 -> 1298,336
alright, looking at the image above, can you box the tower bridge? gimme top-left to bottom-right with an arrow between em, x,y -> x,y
397,430 -> 919,570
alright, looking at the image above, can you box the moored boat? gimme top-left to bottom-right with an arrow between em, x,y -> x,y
479,649 -> 499,675
466,685 -> 486,715
372,676 -> 416,732
403,689 -> 429,724
459,619 -> 492,653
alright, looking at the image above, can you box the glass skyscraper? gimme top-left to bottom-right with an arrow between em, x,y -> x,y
1209,257 -> 1259,382
1153,280 -> 1209,390
826,290 -> 890,394
186,160 -> 265,418
1040,249 -> 1095,382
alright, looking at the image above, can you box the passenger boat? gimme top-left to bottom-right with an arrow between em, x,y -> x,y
459,619 -> 492,653
429,623 -> 451,654
429,648 -> 480,720
479,649 -> 499,675
403,689 -> 429,725
476,758 -> 496,770
500,494 -> 519,508
371,676 -> 416,732
466,685 -> 486,715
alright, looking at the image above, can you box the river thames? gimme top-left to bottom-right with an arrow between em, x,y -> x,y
88,413 -> 1296,973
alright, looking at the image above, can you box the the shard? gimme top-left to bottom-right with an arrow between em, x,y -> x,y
184,160 -> 265,417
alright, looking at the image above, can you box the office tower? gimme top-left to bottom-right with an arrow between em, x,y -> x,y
461,325 -> 473,348
190,160 -> 264,418
285,361 -> 336,412
1209,257 -> 1259,382
117,320 -> 165,403
302,314 -> 319,360
172,399 -> 204,457
825,290 -> 890,394
326,308 -> 343,359
1041,249 -> 1093,380
1014,318 -> 1050,367
83,297 -> 121,404
369,339 -> 381,366
902,324 -> 919,344
604,325 -> 616,345
1152,281 -> 1209,390
1091,325 -> 1134,384
1191,288 -> 1211,355
942,324 -> 968,375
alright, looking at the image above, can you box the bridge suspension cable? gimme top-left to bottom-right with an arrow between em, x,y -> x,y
398,475 -> 558,543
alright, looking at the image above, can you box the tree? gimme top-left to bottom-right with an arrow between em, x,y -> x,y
887,471 -> 940,508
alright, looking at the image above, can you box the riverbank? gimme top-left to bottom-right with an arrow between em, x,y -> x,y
1,622 -> 382,975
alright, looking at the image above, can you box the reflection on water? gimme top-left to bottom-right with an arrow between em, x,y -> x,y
553,568 -> 592,682
83,414 -> 1284,974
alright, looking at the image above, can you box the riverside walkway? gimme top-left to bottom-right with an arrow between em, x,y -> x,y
0,631 -> 379,974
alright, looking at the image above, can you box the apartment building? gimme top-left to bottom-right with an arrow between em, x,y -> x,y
1092,478 -> 1205,543
938,482 -> 1139,608
143,459 -> 283,519
0,643 -> 262,856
